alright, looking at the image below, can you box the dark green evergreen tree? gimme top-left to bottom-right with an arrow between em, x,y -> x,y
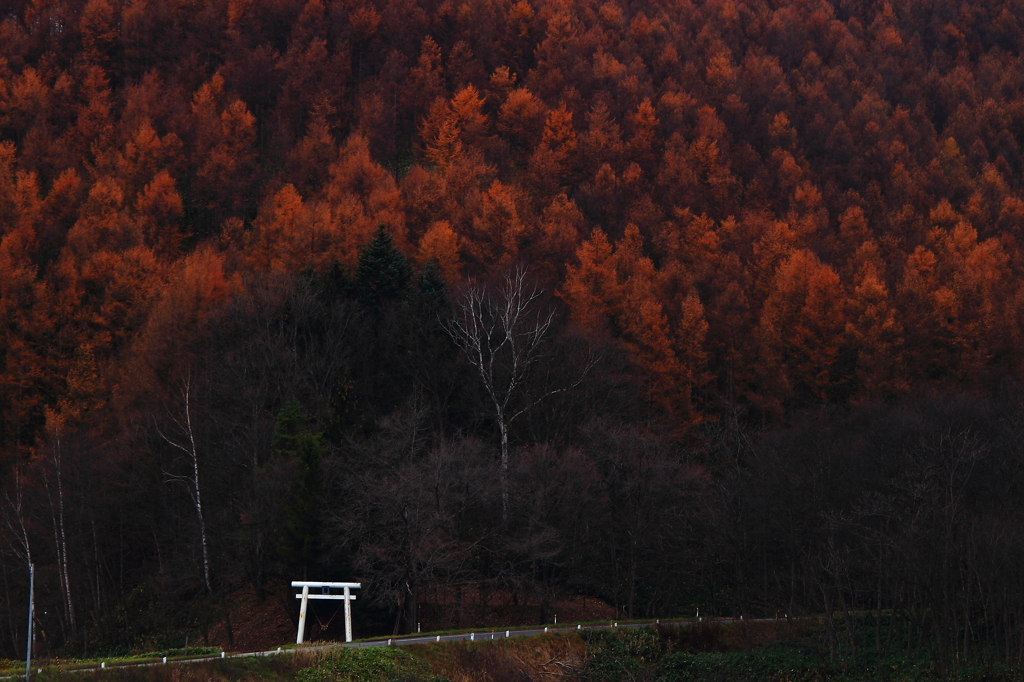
400,260 -> 467,431
339,227 -> 414,425
309,260 -> 354,305
412,259 -> 448,313
354,226 -> 413,310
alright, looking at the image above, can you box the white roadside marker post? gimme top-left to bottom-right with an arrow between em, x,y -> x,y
292,582 -> 362,644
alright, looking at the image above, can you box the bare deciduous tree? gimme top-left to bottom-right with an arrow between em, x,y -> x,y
158,373 -> 212,594
1,468 -> 34,656
327,403 -> 488,635
1,469 -> 33,569
446,267 -> 595,520
41,416 -> 75,635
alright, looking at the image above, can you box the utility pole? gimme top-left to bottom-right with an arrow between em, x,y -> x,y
25,563 -> 34,682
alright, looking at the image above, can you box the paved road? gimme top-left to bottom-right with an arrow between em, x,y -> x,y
345,619 -> 687,648
7,618 -> 744,677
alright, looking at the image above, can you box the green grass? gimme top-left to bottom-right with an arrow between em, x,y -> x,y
24,654 -> 304,682
583,627 -> 665,681
582,621 -> 1024,682
0,647 -> 223,677
654,645 -> 1024,682
12,616 -> 1024,682
295,649 -> 447,682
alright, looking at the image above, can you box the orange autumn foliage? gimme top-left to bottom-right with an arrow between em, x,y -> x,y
5,0 -> 1024,454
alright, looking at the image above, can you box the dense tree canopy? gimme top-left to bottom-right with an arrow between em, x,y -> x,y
3,0 -> 1024,672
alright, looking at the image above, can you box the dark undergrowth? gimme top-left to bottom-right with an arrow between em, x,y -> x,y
586,619 -> 1024,682
25,654 -> 308,682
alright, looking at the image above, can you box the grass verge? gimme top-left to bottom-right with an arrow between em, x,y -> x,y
11,617 -> 1024,682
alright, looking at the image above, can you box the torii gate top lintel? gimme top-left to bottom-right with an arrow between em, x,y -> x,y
294,581 -> 362,644
291,581 -> 361,588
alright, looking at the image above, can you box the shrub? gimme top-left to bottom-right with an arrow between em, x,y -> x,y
295,648 -> 448,682
583,628 -> 664,682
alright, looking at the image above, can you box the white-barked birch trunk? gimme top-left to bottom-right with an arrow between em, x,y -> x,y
159,374 -> 212,594
43,423 -> 75,634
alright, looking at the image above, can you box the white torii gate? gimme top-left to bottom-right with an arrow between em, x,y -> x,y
292,581 -> 361,644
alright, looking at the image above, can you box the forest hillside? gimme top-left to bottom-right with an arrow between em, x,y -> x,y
3,0 -> 1024,675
